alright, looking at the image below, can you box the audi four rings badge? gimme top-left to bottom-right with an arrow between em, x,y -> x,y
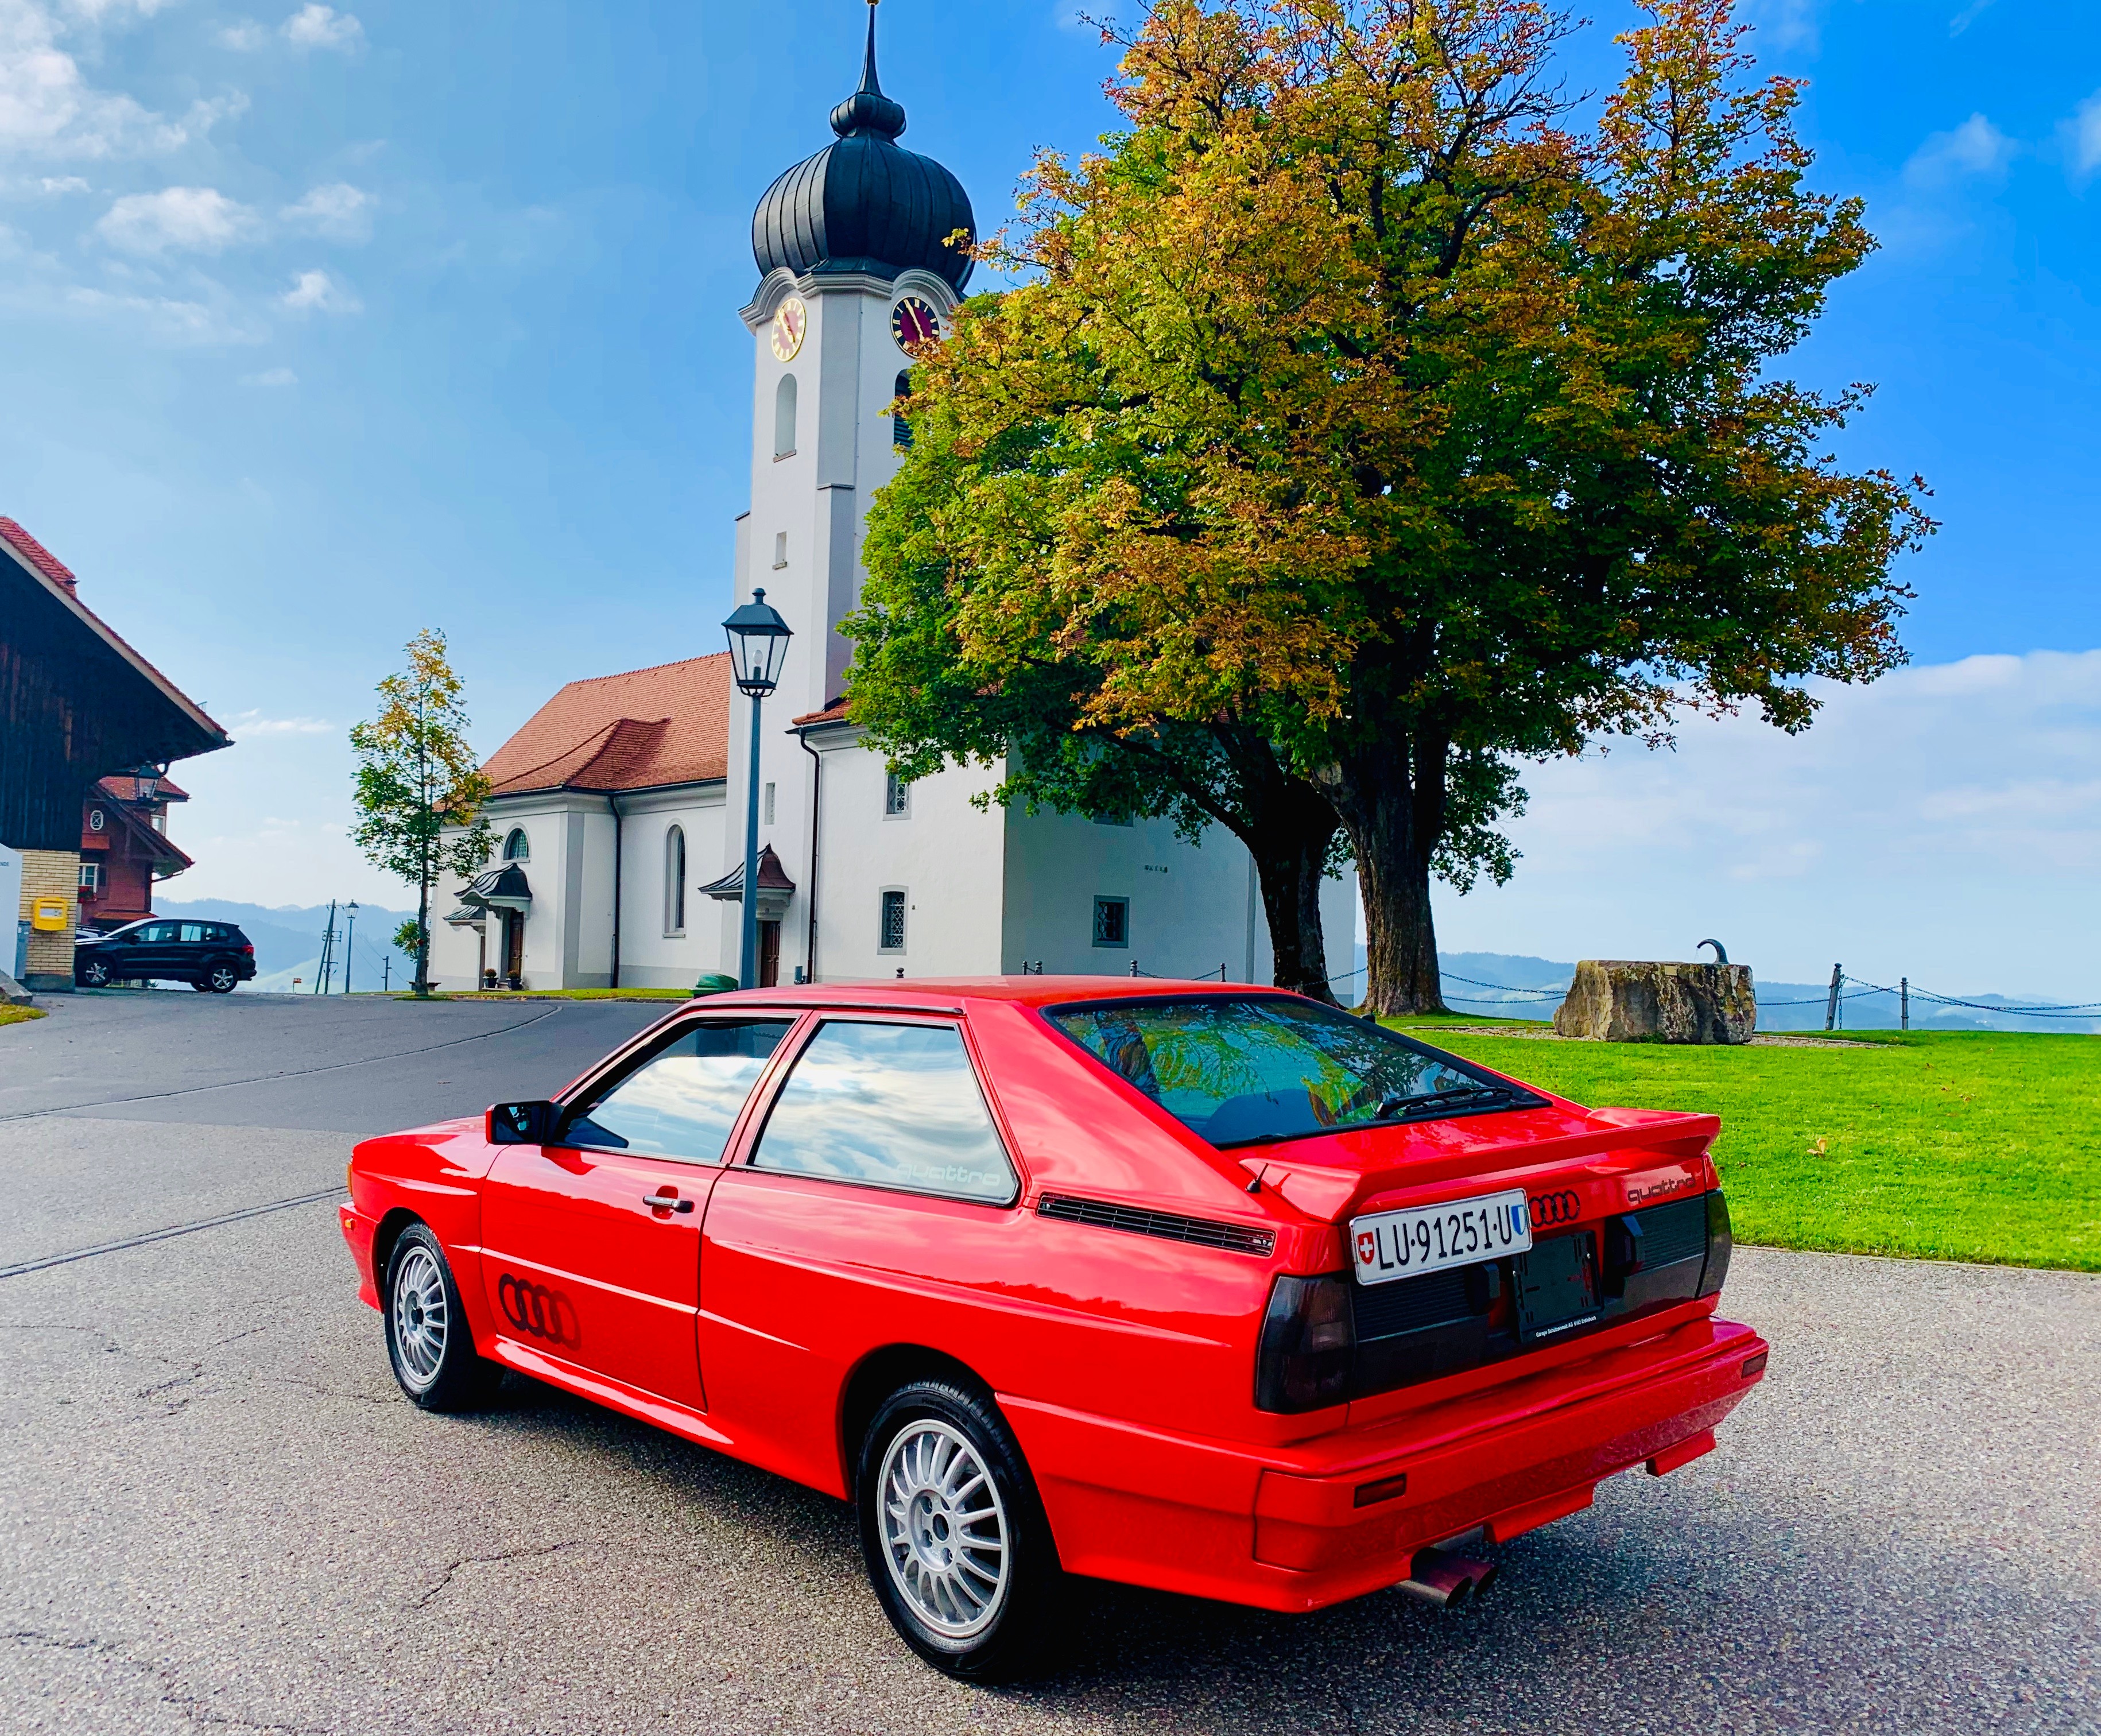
1528,1189 -> 1581,1229
498,1274 -> 579,1347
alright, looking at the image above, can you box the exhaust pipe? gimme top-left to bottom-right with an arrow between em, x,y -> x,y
1393,1545 -> 1499,1608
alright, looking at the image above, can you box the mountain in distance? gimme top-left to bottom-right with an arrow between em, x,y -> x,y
157,898 -> 417,993
1344,947 -> 2098,1034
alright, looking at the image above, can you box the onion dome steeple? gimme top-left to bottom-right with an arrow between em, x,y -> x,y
751,1 -> 975,293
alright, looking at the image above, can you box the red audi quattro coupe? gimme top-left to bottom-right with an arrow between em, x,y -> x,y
340,981 -> 1767,1678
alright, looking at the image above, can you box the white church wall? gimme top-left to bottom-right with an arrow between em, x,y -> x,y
806,731 -> 1005,982
565,805 -> 618,990
618,784 -> 730,989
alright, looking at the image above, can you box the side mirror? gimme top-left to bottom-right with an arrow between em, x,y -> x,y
489,1100 -> 558,1145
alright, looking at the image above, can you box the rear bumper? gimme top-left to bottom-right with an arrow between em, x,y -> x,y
1004,1316 -> 1767,1614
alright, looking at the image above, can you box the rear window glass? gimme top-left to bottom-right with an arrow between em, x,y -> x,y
751,1021 -> 1017,1204
1045,996 -> 1542,1148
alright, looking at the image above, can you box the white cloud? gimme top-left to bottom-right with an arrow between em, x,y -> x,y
1742,0 -> 1821,51
96,184 -> 257,252
1904,113 -> 2017,188
280,265 -> 358,311
280,179 -> 371,241
1947,0 -> 1996,34
230,708 -> 331,730
217,18 -> 265,49
281,3 -> 360,50
64,282 -> 254,343
0,1 -> 244,158
37,172 -> 84,191
239,365 -> 296,386
2063,91 -> 2101,182
1436,650 -> 2101,1001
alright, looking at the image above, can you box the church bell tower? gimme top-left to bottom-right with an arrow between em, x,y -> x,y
720,1 -> 975,982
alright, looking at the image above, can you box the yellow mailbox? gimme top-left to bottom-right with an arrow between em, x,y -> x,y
30,897 -> 68,932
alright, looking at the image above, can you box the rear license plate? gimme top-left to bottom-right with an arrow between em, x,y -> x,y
1350,1188 -> 1532,1286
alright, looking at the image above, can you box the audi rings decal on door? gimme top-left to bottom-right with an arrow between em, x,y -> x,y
497,1274 -> 580,1347
1528,1190 -> 1581,1229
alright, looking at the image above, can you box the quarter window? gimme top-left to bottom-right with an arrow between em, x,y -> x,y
564,1020 -> 795,1165
879,889 -> 907,952
751,1021 -> 1017,1204
1093,896 -> 1129,948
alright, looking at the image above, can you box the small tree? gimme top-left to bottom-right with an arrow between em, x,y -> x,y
351,630 -> 491,997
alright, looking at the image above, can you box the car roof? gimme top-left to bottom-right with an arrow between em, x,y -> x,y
688,977 -> 1309,1017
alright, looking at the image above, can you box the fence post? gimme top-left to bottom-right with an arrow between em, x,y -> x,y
1824,963 -> 1842,1033
1900,976 -> 1909,1032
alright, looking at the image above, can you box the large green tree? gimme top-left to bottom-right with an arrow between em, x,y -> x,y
848,0 -> 1931,1012
350,630 -> 491,997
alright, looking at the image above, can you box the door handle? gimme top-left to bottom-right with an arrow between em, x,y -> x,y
644,1191 -> 695,1215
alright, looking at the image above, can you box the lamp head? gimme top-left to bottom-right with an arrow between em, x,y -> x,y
723,588 -> 793,698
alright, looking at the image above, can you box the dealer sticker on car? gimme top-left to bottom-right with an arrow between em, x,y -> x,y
1351,1188 -> 1533,1285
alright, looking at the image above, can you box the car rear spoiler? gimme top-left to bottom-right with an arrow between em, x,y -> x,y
1237,1107 -> 1721,1223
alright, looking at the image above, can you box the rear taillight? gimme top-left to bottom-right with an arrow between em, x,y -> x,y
1255,1273 -> 1354,1413
241,944 -> 254,956
1698,1190 -> 1734,1297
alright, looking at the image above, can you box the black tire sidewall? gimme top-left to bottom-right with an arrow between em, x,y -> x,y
80,962 -> 109,987
207,964 -> 238,993
857,1379 -> 1062,1681
382,1224 -> 499,1412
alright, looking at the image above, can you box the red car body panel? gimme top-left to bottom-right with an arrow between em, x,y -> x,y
341,979 -> 1767,1614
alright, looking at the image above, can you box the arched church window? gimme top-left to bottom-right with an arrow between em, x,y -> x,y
665,826 -> 686,935
503,828 -> 530,862
774,374 -> 798,458
893,370 -> 913,451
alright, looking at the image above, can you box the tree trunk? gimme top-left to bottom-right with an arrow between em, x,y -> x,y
1328,725 -> 1448,1016
412,869 -> 432,998
1248,803 -> 1343,1004
1201,728 -> 1346,1005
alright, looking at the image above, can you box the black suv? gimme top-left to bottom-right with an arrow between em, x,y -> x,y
76,919 -> 258,993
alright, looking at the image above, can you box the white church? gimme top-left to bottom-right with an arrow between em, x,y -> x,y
429,9 -> 1355,994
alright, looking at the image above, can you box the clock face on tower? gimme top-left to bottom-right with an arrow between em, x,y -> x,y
770,297 -> 807,363
891,296 -> 940,351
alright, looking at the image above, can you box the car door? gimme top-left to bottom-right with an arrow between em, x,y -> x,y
124,921 -> 178,980
478,1015 -> 798,1413
697,1016 -> 1026,1494
175,922 -> 211,979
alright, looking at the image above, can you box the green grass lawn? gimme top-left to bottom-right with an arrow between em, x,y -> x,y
1397,1025 -> 2100,1273
0,1005 -> 46,1028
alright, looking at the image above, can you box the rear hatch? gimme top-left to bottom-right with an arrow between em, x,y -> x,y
1247,1105 -> 1734,1409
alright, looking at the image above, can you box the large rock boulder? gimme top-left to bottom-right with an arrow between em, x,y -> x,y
1553,960 -> 1755,1044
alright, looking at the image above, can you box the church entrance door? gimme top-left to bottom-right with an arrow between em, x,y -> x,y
502,909 -> 525,987
759,920 -> 780,989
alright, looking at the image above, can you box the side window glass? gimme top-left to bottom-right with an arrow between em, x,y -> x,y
179,924 -> 208,943
564,1020 -> 794,1164
751,1021 -> 1016,1205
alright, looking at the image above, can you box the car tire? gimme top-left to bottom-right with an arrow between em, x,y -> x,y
203,963 -> 240,994
383,1223 -> 503,1412
858,1378 -> 1064,1682
78,959 -> 111,989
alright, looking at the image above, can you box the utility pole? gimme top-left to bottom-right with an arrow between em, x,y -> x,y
1900,976 -> 1910,1032
314,900 -> 338,995
1824,962 -> 1842,1033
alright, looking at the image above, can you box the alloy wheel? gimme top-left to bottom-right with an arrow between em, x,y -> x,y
390,1245 -> 448,1391
877,1419 -> 1011,1640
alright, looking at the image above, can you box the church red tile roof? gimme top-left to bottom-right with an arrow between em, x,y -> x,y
483,653 -> 732,796
792,696 -> 850,727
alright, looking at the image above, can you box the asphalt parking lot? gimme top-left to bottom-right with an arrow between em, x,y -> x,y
1,991 -> 2095,1733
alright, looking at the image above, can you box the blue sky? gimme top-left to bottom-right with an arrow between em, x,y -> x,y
5,1 -> 2096,995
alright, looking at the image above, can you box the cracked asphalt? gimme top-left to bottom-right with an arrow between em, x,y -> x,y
1,990 -> 2096,1733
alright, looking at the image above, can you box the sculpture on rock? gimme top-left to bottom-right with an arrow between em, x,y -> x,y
1553,958 -> 1757,1044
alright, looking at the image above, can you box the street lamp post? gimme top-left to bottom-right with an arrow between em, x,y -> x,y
722,588 -> 793,990
343,901 -> 359,994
